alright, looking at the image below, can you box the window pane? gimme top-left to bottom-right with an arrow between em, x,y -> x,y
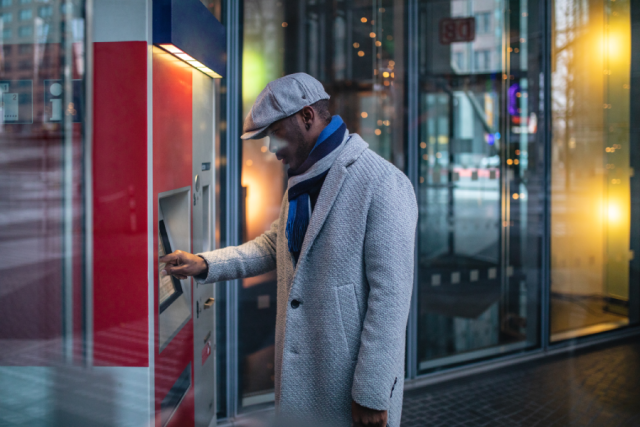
0,0 -> 86,368
550,0 -> 638,341
18,25 -> 31,37
417,0 -> 543,371
240,0 -> 405,409
38,5 -> 52,18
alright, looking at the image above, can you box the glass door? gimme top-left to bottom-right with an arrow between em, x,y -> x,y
416,0 -> 543,371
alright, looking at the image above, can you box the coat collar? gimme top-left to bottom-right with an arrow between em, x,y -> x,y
292,133 -> 369,269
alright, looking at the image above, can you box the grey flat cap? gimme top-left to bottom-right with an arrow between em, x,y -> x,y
241,73 -> 330,140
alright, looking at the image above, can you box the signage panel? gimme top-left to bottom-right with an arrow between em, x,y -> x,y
439,17 -> 476,44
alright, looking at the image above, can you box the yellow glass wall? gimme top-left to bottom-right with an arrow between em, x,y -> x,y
550,0 -> 632,341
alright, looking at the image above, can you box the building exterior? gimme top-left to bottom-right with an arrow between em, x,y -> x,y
0,0 -> 638,425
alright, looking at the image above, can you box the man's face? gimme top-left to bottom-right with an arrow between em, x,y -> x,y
266,114 -> 310,171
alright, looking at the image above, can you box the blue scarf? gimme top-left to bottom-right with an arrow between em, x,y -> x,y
286,115 -> 348,260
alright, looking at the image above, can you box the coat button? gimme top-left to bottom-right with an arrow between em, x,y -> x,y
290,299 -> 300,309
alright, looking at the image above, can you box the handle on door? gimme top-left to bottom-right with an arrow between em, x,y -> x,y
204,297 -> 215,309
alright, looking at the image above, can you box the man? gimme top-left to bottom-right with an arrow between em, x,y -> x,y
160,73 -> 417,427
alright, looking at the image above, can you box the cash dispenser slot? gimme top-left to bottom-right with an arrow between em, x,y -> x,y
158,187 -> 192,352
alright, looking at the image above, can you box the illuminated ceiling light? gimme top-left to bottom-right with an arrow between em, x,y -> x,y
199,67 -> 222,78
158,43 -> 223,78
159,44 -> 183,54
361,17 -> 367,23
176,53 -> 195,61
369,32 -> 376,38
358,51 -> 365,57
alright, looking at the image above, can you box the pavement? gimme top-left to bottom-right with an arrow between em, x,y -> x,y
401,336 -> 640,427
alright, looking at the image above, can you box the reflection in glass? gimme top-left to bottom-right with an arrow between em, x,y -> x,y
417,0 -> 542,371
0,0 -> 86,367
240,0 -> 405,408
550,0 -> 636,341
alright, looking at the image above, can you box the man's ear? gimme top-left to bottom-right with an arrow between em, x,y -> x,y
300,106 -> 315,130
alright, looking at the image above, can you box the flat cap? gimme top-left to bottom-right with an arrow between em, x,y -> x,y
241,73 -> 330,140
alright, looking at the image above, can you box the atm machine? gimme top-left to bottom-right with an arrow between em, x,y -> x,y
92,0 -> 224,426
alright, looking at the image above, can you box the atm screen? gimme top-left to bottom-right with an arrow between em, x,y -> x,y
158,219 -> 183,313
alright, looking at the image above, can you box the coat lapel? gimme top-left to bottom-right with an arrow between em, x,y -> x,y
294,134 -> 369,270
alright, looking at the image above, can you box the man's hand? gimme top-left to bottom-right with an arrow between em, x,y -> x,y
351,400 -> 387,427
159,250 -> 207,280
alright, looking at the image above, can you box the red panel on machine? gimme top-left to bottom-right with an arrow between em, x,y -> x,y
93,41 -> 149,367
152,48 -> 194,426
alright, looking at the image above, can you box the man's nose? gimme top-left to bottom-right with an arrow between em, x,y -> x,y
268,137 -> 281,153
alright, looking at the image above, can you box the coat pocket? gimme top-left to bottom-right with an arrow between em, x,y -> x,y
336,283 -> 362,360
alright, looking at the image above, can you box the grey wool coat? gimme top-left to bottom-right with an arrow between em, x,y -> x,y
197,134 -> 418,426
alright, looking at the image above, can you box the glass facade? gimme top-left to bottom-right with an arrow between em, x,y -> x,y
549,0 -> 639,341
0,0 -> 638,425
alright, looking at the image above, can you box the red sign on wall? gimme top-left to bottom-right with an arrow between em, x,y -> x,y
439,17 -> 476,44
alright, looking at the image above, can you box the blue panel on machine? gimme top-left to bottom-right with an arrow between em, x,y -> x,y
153,0 -> 226,78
